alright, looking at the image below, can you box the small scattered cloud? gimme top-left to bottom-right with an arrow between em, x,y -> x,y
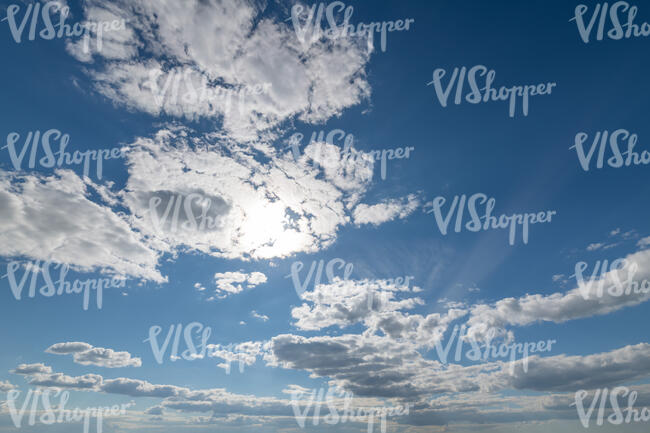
213,271 -> 268,298
353,194 -> 420,226
251,311 -> 269,322
0,380 -> 16,391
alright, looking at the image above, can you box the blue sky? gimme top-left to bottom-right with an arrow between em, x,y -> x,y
1,0 -> 650,432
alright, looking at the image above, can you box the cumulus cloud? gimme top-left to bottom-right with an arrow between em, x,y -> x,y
45,342 -> 93,354
10,363 -> 53,375
267,332 -> 444,398
11,339 -> 650,428
465,248 -> 650,340
291,277 -> 424,331
100,377 -> 184,398
0,169 -> 164,282
120,129 -> 378,261
46,342 -> 142,368
0,380 -> 16,391
495,343 -> 650,392
207,341 -> 265,373
27,372 -> 103,390
353,194 -> 420,226
213,271 -> 267,298
68,0 -> 372,142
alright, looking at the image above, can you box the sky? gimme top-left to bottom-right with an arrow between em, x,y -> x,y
1,0 -> 650,432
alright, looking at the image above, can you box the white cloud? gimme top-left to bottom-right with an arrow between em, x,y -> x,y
45,342 -> 93,354
46,342 -> 142,368
207,341 -> 264,372
69,0 -> 372,142
466,248 -> 650,340
0,380 -> 16,392
10,363 -> 53,375
0,169 -> 164,282
353,194 -> 420,226
251,311 -> 269,322
11,339 -> 650,428
27,372 -> 103,390
291,277 -> 424,331
495,343 -> 650,392
120,129 -> 377,261
638,236 -> 650,248
586,242 -> 604,251
586,241 -> 618,251
213,271 -> 267,298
